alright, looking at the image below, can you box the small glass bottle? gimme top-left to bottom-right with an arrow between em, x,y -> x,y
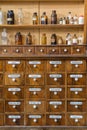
66,33 -> 72,45
51,33 -> 57,45
67,12 -> 72,20
59,18 -> 63,24
26,32 -> 32,45
78,35 -> 83,45
15,32 -> 22,45
32,12 -> 38,25
0,8 -> 3,24
41,33 -> 47,45
72,34 -> 78,45
73,14 -> 78,24
78,15 -> 84,24
69,17 -> 74,24
41,12 -> 48,24
62,17 -> 66,24
66,17 -> 69,24
1,28 -> 8,45
7,10 -> 14,24
17,8 -> 23,24
51,10 -> 57,24
58,36 -> 63,45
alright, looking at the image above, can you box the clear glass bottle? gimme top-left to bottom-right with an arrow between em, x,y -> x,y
1,28 -> 8,45
78,35 -> 83,45
32,12 -> 38,25
26,32 -> 32,45
41,33 -> 47,45
41,12 -> 48,24
0,8 -> 3,24
73,14 -> 78,24
66,33 -> 72,45
62,17 -> 66,24
58,36 -> 63,45
17,8 -> 23,24
69,17 -> 74,24
67,12 -> 72,20
72,34 -> 78,45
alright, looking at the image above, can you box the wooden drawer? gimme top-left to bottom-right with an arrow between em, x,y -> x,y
26,87 -> 45,99
0,88 -> 4,99
0,46 -> 11,55
67,113 -> 86,126
0,101 -> 4,113
35,46 -> 46,55
5,114 -> 24,125
46,114 -> 65,126
26,74 -> 44,85
26,114 -> 45,126
24,46 -> 35,55
26,100 -> 45,113
47,60 -> 65,72
47,86 -> 65,99
5,100 -> 24,112
59,46 -> 71,55
66,60 -> 86,72
12,47 -> 23,56
72,46 -> 85,55
46,73 -> 65,85
0,114 -> 4,126
0,61 -> 3,72
5,73 -> 24,86
5,60 -> 25,73
5,87 -> 24,99
46,100 -> 65,112
67,87 -> 86,98
47,46 -> 59,55
26,60 -> 45,73
67,100 -> 86,112
0,74 -> 3,85
67,73 -> 86,85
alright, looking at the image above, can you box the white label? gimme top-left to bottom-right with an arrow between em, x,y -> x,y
70,74 -> 83,78
70,115 -> 83,119
49,61 -> 62,65
29,88 -> 41,92
49,74 -> 62,78
28,61 -> 41,65
8,88 -> 21,92
28,74 -> 41,78
70,61 -> 83,65
8,115 -> 21,119
49,88 -> 62,92
29,115 -> 41,118
49,101 -> 62,105
73,39 -> 78,44
8,61 -> 20,65
49,115 -> 62,119
8,74 -> 21,78
70,88 -> 83,92
29,101 -> 41,105
70,102 -> 83,105
8,102 -> 21,105
79,17 -> 84,24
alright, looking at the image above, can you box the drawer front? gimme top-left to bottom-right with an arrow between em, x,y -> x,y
26,114 -> 45,126
47,60 -> 65,72
67,100 -> 86,112
67,113 -> 86,126
46,73 -> 65,85
0,61 -> 3,72
5,87 -> 24,99
0,101 -> 4,113
0,47 -> 11,55
12,47 -> 23,55
26,101 -> 45,113
72,46 -> 85,55
47,100 -> 65,112
0,88 -> 4,99
67,73 -> 86,85
67,87 -> 86,98
6,60 -> 25,73
5,73 -> 24,86
35,47 -> 46,55
5,100 -> 24,112
0,114 -> 4,126
47,87 -> 65,99
46,114 -> 65,126
26,87 -> 45,99
66,60 -> 86,72
26,60 -> 45,73
47,47 -> 59,55
60,46 -> 71,55
24,47 -> 35,55
26,74 -> 44,85
0,74 -> 3,85
5,114 -> 24,125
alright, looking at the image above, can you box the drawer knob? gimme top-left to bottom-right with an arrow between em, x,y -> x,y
3,49 -> 7,53
33,91 -> 37,95
54,91 -> 58,95
52,49 -> 56,52
28,49 -> 32,52
64,48 -> 68,52
75,105 -> 78,108
54,105 -> 58,109
75,64 -> 79,68
13,119 -> 16,123
33,118 -> 37,123
33,64 -> 37,68
76,49 -> 80,52
33,105 -> 37,109
12,78 -> 16,82
13,105 -> 16,108
12,64 -> 16,68
75,78 -> 78,81
54,119 -> 57,122
33,78 -> 37,81
75,118 -> 79,123
16,49 -> 19,53
75,91 -> 78,95
40,49 -> 43,52
54,78 -> 57,81
54,64 -> 57,68
12,91 -> 16,95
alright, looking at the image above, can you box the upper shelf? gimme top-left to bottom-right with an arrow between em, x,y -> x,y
0,24 -> 84,29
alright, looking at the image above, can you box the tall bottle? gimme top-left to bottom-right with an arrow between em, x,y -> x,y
41,33 -> 47,45
0,8 -> 3,24
15,32 -> 22,45
66,33 -> 72,45
41,12 -> 48,24
51,34 -> 57,45
51,10 -> 57,24
1,28 -> 8,45
72,34 -> 78,45
32,12 -> 38,25
26,32 -> 32,45
7,10 -> 14,24
17,8 -> 23,24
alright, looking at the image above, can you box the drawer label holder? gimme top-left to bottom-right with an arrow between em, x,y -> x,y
49,88 -> 62,92
49,115 -> 62,119
29,101 -> 41,105
49,61 -> 62,65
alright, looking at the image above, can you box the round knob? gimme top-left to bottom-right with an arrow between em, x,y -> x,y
54,78 -> 57,81
54,64 -> 57,68
12,91 -> 16,95
64,48 -> 67,52
40,49 -> 43,52
75,78 -> 78,81
28,49 -> 32,52
54,91 -> 57,95
54,105 -> 58,109
13,105 -> 16,108
75,64 -> 79,68
76,49 -> 80,52
3,49 -> 7,53
33,118 -> 37,123
16,49 -> 19,53
52,49 -> 56,52
75,91 -> 78,95
33,91 -> 37,95
75,118 -> 78,123
75,105 -> 78,109
33,64 -> 37,68
12,78 -> 16,82
33,105 -> 37,109
13,119 -> 16,123
33,78 -> 36,81
54,119 -> 58,122
12,64 -> 16,68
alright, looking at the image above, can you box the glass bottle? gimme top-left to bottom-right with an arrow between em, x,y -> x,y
69,17 -> 74,24
51,33 -> 57,45
7,10 -> 14,24
66,17 -> 69,24
17,8 -> 23,24
1,28 -> 8,45
67,12 -> 72,20
66,33 -> 72,45
0,8 -> 3,24
78,35 -> 83,45
73,14 -> 78,24
32,12 -> 38,25
72,34 -> 78,45
41,33 -> 47,45
58,36 -> 63,45
59,18 -> 63,24
62,17 -> 66,24
26,32 -> 32,45
41,12 -> 48,24
15,32 -> 22,45
51,10 -> 57,24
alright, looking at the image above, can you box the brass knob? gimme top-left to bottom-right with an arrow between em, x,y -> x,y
54,105 -> 58,109
75,91 -> 78,95
75,64 -> 79,68
64,48 -> 67,52
12,105 -> 16,108
28,49 -> 32,52
75,78 -> 78,81
33,91 -> 37,95
75,118 -> 79,123
13,119 -> 16,123
12,78 -> 16,82
16,49 -> 19,53
54,91 -> 57,95
33,105 -> 37,109
76,49 -> 80,52
54,78 -> 57,81
54,64 -> 57,68
33,118 -> 37,123
33,64 -> 37,68
40,49 -> 43,52
52,49 -> 56,52
12,64 -> 16,68
12,91 -> 16,95
3,49 -> 7,53
33,78 -> 37,81
75,105 -> 78,109
54,119 -> 58,122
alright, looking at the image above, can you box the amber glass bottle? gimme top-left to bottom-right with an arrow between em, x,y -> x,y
32,12 -> 38,24
51,34 -> 57,45
41,12 -> 48,24
15,32 -> 22,45
51,10 -> 57,24
26,32 -> 32,45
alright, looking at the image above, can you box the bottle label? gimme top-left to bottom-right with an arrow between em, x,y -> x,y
7,18 -> 13,21
73,39 -> 77,44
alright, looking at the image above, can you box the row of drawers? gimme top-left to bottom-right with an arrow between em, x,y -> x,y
0,113 -> 86,126
0,46 -> 85,56
0,86 -> 86,99
0,60 -> 86,72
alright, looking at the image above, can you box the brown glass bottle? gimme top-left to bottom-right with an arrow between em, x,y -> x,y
41,12 -> 48,24
26,32 -> 32,45
32,12 -> 38,25
15,32 -> 22,45
51,33 -> 57,45
51,10 -> 57,24
41,33 -> 47,45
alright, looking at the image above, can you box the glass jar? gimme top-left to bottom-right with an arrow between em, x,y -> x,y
51,33 -> 57,45
72,34 -> 78,45
0,8 -> 3,24
32,12 -> 38,25
78,15 -> 84,24
51,10 -> 57,24
41,33 -> 47,45
26,32 -> 32,45
7,10 -> 14,24
41,12 -> 48,24
17,8 -> 23,24
15,32 -> 22,45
